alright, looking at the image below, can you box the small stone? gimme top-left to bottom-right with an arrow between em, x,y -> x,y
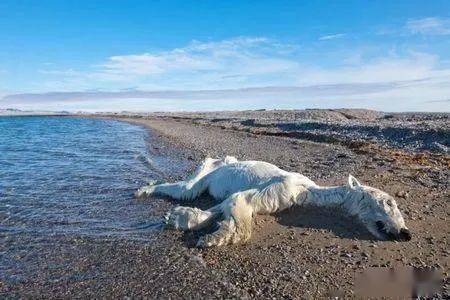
189,254 -> 206,267
396,190 -> 409,198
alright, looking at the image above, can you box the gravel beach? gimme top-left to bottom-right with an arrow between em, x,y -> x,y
2,110 -> 449,298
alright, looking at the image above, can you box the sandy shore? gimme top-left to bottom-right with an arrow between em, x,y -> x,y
3,112 -> 449,298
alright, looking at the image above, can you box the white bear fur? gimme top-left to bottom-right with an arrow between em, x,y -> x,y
136,156 -> 409,247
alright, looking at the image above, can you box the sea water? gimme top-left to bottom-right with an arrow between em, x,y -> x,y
0,116 -> 168,241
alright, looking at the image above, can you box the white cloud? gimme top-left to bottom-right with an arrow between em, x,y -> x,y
406,17 -> 450,35
39,69 -> 83,76
40,37 -> 446,91
318,33 -> 346,41
296,52 -> 443,85
3,78 -> 449,112
35,37 -> 301,91
86,37 -> 299,87
13,37 -> 450,112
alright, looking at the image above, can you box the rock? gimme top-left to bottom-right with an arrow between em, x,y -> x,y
396,190 -> 409,198
189,254 -> 207,268
430,142 -> 448,153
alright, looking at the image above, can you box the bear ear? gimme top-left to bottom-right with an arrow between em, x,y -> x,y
348,174 -> 362,190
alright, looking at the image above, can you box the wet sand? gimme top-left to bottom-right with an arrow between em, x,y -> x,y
2,111 -> 449,298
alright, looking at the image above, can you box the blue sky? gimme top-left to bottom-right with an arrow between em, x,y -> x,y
1,0 -> 449,111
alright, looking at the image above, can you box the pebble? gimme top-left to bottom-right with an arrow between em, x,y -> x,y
396,190 -> 409,198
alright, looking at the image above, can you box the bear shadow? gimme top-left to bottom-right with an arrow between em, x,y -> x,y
162,194 -> 376,247
275,205 -> 376,240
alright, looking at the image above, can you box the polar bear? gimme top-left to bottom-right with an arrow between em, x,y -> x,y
136,156 -> 411,247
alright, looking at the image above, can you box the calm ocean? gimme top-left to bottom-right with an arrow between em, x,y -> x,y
0,117 -> 167,241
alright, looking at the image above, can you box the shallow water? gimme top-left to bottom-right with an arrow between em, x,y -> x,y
0,117 -> 169,241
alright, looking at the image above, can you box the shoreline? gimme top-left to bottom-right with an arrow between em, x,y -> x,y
110,112 -> 449,170
103,109 -> 450,155
3,114 -> 449,298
